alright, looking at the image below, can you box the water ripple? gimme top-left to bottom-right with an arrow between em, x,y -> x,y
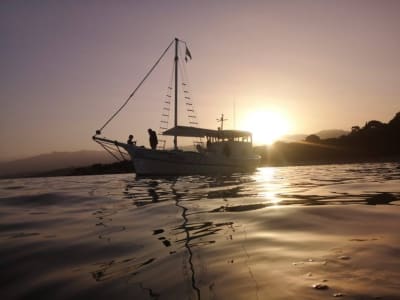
1,162 -> 400,299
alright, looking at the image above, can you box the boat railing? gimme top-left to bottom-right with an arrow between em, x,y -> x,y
158,139 -> 167,150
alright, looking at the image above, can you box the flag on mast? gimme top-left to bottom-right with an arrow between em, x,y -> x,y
185,46 -> 192,62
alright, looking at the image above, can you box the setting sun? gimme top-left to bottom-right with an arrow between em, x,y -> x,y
241,110 -> 290,145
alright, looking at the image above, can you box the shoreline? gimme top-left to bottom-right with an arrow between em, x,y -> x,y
1,156 -> 399,180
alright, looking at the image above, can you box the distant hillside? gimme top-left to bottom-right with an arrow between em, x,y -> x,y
282,129 -> 348,142
281,134 -> 307,142
0,150 -> 115,178
314,129 -> 349,139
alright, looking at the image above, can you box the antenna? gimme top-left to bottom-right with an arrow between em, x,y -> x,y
217,113 -> 228,130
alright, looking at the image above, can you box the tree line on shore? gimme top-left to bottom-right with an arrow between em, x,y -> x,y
256,111 -> 400,165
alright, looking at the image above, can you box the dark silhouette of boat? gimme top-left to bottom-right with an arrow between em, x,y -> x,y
93,38 -> 260,175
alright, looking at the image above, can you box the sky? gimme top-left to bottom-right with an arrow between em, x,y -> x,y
1,0 -> 400,161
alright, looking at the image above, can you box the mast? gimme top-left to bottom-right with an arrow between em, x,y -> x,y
173,38 -> 179,150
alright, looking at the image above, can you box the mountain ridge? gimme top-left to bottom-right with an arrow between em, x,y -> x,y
0,150 -> 115,178
282,129 -> 349,142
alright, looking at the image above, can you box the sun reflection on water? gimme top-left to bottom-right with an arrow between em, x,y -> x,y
253,167 -> 283,206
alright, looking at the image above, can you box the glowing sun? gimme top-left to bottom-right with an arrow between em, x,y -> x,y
241,110 -> 290,145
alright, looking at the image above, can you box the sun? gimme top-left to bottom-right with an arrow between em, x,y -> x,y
240,110 -> 290,145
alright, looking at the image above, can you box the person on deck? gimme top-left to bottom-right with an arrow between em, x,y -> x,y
148,129 -> 158,150
127,134 -> 135,145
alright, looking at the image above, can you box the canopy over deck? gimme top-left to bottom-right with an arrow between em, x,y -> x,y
162,126 -> 252,139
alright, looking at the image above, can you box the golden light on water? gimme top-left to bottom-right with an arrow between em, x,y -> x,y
241,110 -> 290,145
253,167 -> 282,206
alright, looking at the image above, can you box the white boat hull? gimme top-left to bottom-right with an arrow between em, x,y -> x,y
126,146 -> 259,176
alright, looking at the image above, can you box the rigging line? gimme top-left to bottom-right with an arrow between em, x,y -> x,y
178,49 -> 192,96
158,61 -> 175,149
97,39 -> 175,134
179,58 -> 200,126
116,144 -> 128,161
179,46 -> 190,88
95,140 -> 122,162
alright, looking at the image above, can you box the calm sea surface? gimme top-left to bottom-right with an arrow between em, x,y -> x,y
1,163 -> 400,300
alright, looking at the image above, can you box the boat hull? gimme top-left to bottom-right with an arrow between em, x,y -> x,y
126,147 -> 260,176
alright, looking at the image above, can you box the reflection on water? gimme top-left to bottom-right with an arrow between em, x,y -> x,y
172,182 -> 201,299
0,162 -> 400,299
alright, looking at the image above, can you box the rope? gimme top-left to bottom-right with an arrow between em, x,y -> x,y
96,39 -> 175,134
95,140 -> 122,162
178,49 -> 200,126
159,62 -> 175,132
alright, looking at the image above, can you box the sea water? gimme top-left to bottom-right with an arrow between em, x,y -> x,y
1,162 -> 400,300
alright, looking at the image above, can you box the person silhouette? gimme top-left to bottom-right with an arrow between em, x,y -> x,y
148,129 -> 158,150
127,134 -> 135,145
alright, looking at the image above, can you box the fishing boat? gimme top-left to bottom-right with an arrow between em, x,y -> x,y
93,38 -> 260,176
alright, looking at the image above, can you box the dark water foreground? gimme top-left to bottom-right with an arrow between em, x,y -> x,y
1,163 -> 400,300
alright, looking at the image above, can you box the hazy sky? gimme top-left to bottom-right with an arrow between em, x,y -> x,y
1,0 -> 399,160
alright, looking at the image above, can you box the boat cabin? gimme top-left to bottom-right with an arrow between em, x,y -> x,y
163,125 -> 254,157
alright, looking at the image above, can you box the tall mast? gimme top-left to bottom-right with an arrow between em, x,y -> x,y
173,38 -> 179,150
